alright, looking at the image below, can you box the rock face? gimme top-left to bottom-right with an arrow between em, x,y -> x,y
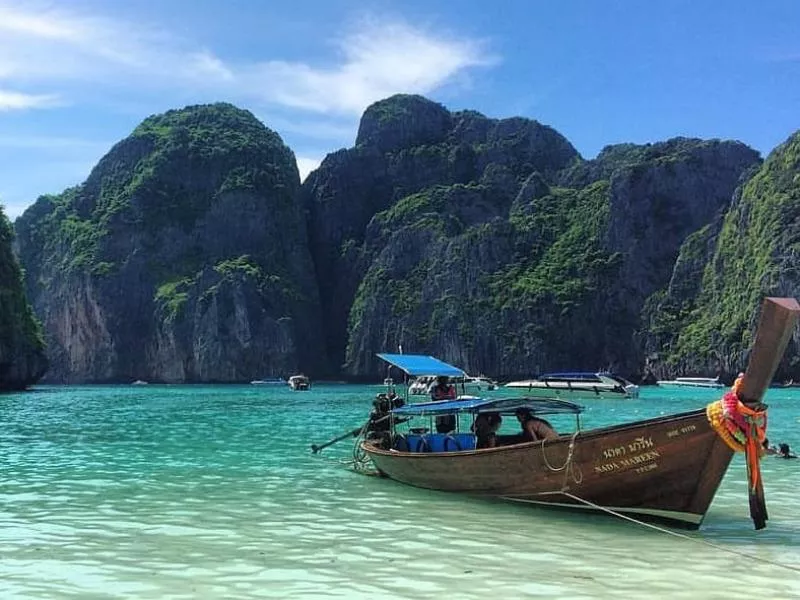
14,104 -> 326,382
0,208 -> 48,389
643,131 -> 800,381
303,94 -> 761,379
14,95 -> 787,383
303,94 -> 581,372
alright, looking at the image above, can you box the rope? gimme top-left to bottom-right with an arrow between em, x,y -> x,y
350,423 -> 375,473
548,490 -> 800,574
540,431 -> 583,488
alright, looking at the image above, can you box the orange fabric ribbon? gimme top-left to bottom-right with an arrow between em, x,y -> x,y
706,374 -> 769,529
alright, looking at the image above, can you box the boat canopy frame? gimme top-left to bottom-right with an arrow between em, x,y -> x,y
377,353 -> 467,378
391,395 -> 584,418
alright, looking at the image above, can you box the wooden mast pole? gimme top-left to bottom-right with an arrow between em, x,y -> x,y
738,297 -> 800,405
736,297 -> 800,529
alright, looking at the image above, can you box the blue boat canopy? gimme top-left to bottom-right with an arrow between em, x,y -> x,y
377,353 -> 466,378
391,396 -> 583,417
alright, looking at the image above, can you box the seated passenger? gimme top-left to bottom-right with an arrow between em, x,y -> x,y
431,375 -> 456,433
430,376 -> 456,401
515,408 -> 558,442
473,412 -> 502,449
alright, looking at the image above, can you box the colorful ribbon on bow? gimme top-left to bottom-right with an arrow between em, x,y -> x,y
706,373 -> 768,529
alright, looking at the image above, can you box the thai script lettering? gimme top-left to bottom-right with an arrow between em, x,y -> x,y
628,436 -> 654,453
602,446 -> 627,459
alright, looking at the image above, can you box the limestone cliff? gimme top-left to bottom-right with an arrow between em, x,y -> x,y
643,130 -> 800,380
302,94 -> 580,371
12,94 -> 780,383
303,94 -> 761,379
14,104 -> 325,382
0,208 -> 48,389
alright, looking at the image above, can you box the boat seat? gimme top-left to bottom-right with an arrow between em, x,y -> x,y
399,433 -> 476,453
448,433 -> 477,451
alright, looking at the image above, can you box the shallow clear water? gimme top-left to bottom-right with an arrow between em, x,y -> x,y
1,384 -> 799,599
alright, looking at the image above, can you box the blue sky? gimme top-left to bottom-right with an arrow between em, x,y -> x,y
1,0 -> 799,219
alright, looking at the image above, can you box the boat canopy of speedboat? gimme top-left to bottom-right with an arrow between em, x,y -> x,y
540,372 -> 633,385
391,396 -> 583,417
377,353 -> 466,378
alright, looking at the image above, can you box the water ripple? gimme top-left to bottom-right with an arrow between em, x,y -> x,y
1,384 -> 799,598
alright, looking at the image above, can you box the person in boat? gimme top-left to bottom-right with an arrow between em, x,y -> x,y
431,376 -> 457,433
778,443 -> 798,459
473,412 -> 502,449
430,376 -> 456,401
515,408 -> 558,442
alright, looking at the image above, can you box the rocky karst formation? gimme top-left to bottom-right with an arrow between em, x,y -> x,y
14,93 -> 797,383
302,94 -> 581,374
0,208 -> 48,389
14,103 -> 325,382
305,95 -> 761,378
643,130 -> 800,380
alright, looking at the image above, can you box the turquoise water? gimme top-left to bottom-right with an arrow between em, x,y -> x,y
1,384 -> 799,599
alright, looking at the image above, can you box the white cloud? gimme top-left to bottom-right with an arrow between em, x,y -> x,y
245,19 -> 495,115
0,3 -> 496,117
0,2 -> 498,217
0,3 -> 166,81
295,156 -> 322,182
0,89 -> 60,110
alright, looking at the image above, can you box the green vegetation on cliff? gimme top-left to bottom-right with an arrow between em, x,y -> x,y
493,181 -> 621,314
14,102 -> 326,383
661,133 -> 800,370
0,207 -> 47,388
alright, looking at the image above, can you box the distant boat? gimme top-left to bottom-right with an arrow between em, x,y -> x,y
408,375 -> 436,395
657,377 -> 724,389
504,372 -> 639,400
408,374 -> 497,395
250,377 -> 286,385
288,374 -> 310,391
463,375 -> 499,392
131,380 -> 149,385
772,379 -> 800,388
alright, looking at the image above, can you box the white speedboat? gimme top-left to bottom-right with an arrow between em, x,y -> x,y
251,377 -> 285,385
408,375 -> 436,395
288,374 -> 310,390
463,375 -> 499,392
656,377 -> 724,389
408,374 -> 498,395
504,372 -> 639,400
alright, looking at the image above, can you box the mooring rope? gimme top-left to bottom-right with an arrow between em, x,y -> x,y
537,490 -> 800,574
540,431 -> 583,488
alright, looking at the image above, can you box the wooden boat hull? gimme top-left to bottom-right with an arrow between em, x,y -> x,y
363,409 -> 733,529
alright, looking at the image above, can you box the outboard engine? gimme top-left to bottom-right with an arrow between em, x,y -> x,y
366,392 -> 405,448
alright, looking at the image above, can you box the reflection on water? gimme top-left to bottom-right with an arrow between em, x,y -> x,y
1,385 -> 799,598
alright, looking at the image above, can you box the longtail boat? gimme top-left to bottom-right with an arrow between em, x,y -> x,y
339,298 -> 800,530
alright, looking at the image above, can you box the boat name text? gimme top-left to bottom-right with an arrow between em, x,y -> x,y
594,450 -> 661,474
601,436 -> 654,459
666,424 -> 697,439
